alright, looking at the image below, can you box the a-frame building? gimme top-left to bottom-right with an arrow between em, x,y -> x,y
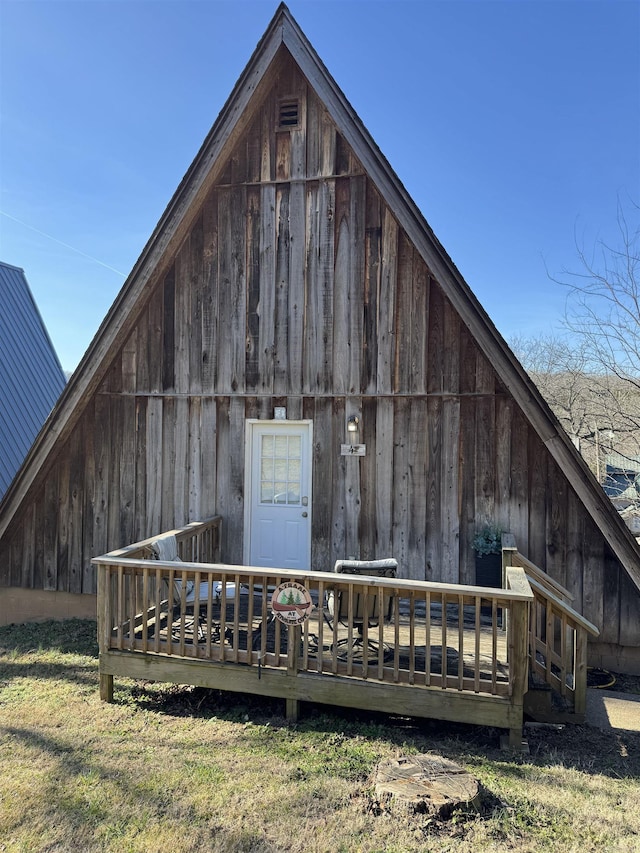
1,5 -> 638,672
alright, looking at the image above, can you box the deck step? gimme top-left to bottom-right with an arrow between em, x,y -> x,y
524,676 -> 585,724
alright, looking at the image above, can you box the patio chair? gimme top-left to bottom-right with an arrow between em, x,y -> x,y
150,533 -> 210,642
326,558 -> 397,660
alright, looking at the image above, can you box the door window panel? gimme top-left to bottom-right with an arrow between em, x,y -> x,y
260,433 -> 303,505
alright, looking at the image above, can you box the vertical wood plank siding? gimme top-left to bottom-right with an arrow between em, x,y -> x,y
2,66 -> 634,651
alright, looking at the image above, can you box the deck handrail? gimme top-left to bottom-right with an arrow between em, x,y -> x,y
503,537 -> 600,719
526,576 -> 599,638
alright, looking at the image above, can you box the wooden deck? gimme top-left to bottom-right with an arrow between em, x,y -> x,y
94,519 -> 598,748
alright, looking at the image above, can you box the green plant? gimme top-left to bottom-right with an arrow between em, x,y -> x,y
472,526 -> 502,556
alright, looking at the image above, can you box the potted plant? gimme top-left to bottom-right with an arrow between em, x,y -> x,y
472,525 -> 503,588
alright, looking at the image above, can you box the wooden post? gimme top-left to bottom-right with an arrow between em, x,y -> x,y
501,533 -> 518,589
100,673 -> 114,703
286,624 -> 300,722
573,628 -> 589,718
505,568 -> 531,750
97,562 -> 115,703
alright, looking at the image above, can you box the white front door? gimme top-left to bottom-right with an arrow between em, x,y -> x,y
245,421 -> 312,571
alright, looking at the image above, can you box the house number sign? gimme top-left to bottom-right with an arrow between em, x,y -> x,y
340,444 -> 366,456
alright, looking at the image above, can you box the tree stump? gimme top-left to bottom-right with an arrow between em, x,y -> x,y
374,754 -> 481,818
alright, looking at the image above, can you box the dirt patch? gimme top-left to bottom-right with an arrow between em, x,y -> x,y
606,670 -> 640,694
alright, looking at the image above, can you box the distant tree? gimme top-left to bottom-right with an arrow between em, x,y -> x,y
511,334 -> 624,481
558,199 -> 639,376
514,201 -> 640,493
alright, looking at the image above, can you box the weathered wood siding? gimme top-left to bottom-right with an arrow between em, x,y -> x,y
1,54 -> 638,650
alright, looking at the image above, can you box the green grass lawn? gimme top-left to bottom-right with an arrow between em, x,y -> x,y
1,619 -> 639,852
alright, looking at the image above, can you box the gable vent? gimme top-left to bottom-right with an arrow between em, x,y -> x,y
278,99 -> 300,129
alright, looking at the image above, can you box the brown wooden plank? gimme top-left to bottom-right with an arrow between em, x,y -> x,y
135,305 -> 150,393
216,189 -> 233,393
174,238 -> 191,394
276,130 -> 291,181
377,209 -> 398,393
162,265 -> 175,392
188,396 -> 202,523
619,567 -> 640,647
189,213 -> 204,395
546,456 -> 568,586
358,395 -> 378,559
160,397 -> 176,532
56,444 -> 71,592
19,504 -> 35,589
443,298 -> 460,394
410,254 -> 429,394
362,182 -> 381,394
458,395 -> 476,585
274,186 -> 290,395
528,431 -> 548,569
118,395 -> 136,566
425,396 -> 442,582
581,518 -> 604,632
332,397 -> 347,562
202,191 -> 219,394
427,279 -> 444,394
200,396 -> 218,522
173,397 -> 189,528
440,398 -> 461,585
408,397 -> 428,580
310,397 -> 333,571
332,179 -> 351,396
392,397 -> 410,571
174,237 -> 191,394
565,487 -> 584,607
91,393 -> 110,564
344,399 -> 363,559
68,425 -> 85,593
509,408 -> 529,551
133,398 -> 147,544
375,397 -> 394,558
147,288 -> 163,394
289,75 -> 307,181
81,402 -> 96,592
259,184 -> 276,393
144,396 -> 163,537
247,115 -> 262,183
475,355 -> 496,526
33,491 -> 45,590
121,329 -> 137,394
260,98 -> 275,183
245,186 -> 261,392
288,182 -> 305,395
349,176 -> 366,394
495,396 -> 512,530
304,180 -> 335,393
394,233 -> 413,394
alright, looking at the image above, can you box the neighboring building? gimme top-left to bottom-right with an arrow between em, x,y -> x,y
0,6 -> 639,672
0,262 -> 66,499
604,452 -> 640,501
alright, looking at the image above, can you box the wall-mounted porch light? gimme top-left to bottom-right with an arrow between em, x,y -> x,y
347,415 -> 360,434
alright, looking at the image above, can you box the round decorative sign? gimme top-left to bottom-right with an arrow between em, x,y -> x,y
270,581 -> 313,625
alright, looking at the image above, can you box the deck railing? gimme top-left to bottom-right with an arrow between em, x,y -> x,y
502,534 -> 599,718
95,519 -> 534,747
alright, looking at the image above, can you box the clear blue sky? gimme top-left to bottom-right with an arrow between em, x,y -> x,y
1,0 -> 638,373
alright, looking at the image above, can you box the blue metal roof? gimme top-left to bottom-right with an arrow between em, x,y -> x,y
0,262 -> 67,499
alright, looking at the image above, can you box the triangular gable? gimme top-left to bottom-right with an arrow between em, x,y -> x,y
1,3 -> 639,593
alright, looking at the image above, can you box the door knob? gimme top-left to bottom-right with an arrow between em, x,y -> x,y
302,511 -> 308,518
